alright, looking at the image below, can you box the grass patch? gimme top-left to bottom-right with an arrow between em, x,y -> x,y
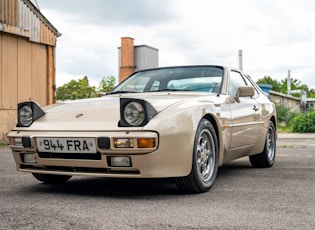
277,126 -> 292,133
278,144 -> 294,148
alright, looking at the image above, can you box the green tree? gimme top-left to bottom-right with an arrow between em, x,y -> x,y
98,76 -> 116,93
279,78 -> 315,98
56,76 -> 97,100
279,78 -> 301,95
309,88 -> 315,98
256,76 -> 315,98
256,76 -> 281,92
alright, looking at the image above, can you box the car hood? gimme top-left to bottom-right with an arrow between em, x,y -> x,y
28,92 -> 216,131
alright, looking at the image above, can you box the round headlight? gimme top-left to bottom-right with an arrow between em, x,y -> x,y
19,105 -> 33,127
123,102 -> 145,126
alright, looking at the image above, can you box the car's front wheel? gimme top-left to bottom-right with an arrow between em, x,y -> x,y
249,121 -> 276,168
32,173 -> 72,184
176,119 -> 218,193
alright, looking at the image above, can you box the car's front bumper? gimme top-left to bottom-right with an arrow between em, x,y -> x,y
8,130 -> 194,178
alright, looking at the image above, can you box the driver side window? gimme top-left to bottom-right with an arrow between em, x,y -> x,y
228,71 -> 247,96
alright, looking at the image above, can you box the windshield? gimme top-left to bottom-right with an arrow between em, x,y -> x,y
111,66 -> 223,93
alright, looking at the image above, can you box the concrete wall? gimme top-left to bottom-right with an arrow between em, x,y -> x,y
269,90 -> 301,111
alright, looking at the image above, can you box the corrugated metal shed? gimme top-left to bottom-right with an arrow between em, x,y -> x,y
0,0 -> 60,46
0,0 -> 60,142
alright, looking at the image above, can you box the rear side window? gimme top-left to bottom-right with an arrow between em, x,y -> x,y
243,75 -> 259,98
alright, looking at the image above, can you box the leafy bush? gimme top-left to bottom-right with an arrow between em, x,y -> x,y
289,111 -> 315,133
275,104 -> 297,125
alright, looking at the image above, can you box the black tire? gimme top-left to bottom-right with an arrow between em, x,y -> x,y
249,121 -> 276,168
176,119 -> 219,193
32,173 -> 72,184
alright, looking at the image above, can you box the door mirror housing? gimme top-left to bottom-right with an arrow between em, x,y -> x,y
235,86 -> 255,102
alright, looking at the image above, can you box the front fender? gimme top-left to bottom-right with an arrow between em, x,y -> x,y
144,95 -> 233,167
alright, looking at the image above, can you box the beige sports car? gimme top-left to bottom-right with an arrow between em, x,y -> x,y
8,65 -> 277,193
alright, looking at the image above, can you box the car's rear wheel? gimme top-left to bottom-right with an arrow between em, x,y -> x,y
32,173 -> 72,184
176,119 -> 218,193
249,121 -> 276,168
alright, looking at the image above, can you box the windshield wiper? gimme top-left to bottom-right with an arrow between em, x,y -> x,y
108,90 -> 138,95
154,89 -> 191,92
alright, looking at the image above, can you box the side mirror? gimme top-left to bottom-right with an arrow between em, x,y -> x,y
235,86 -> 255,102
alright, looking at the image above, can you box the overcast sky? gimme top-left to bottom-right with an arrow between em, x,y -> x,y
34,0 -> 315,89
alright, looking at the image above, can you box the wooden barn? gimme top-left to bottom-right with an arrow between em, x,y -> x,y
0,0 -> 60,142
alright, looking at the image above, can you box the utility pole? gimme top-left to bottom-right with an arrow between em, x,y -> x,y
287,70 -> 291,95
238,50 -> 243,70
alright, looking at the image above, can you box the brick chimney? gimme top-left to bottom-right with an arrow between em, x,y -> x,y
119,37 -> 136,82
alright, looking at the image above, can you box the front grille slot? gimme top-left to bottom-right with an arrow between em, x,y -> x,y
20,164 -> 140,175
38,152 -> 101,160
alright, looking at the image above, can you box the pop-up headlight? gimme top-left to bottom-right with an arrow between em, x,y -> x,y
17,101 -> 45,127
120,99 -> 158,127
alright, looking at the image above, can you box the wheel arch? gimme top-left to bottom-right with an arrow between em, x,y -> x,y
202,113 -> 224,166
269,115 -> 277,140
270,115 -> 277,131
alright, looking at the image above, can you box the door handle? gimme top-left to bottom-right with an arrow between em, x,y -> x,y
253,105 -> 259,112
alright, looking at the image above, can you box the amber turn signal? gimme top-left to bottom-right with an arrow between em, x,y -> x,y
137,138 -> 156,148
